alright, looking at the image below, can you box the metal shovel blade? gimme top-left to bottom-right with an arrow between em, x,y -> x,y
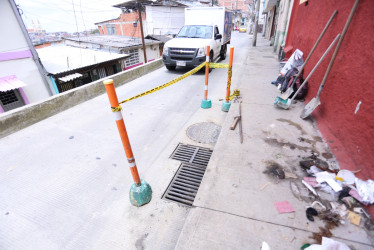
300,97 -> 321,119
280,87 -> 293,100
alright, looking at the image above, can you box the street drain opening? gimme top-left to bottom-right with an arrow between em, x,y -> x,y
170,143 -> 213,167
163,163 -> 207,206
164,143 -> 213,206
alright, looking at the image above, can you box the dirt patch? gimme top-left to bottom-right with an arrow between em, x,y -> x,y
264,138 -> 312,152
263,161 -> 285,179
276,118 -> 307,135
322,152 -> 333,159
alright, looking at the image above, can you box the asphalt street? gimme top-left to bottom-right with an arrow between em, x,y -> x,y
0,32 -> 251,249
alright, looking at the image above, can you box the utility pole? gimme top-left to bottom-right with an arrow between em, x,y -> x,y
137,0 -> 147,63
252,0 -> 260,46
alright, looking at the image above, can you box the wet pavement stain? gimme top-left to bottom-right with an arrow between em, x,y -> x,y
135,233 -> 149,250
264,138 -> 312,152
276,118 -> 307,135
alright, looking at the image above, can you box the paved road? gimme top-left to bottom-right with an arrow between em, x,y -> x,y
0,32 -> 250,249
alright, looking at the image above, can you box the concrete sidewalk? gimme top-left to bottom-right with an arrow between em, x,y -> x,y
175,36 -> 374,249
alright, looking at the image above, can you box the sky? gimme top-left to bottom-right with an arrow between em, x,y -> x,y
15,0 -> 126,33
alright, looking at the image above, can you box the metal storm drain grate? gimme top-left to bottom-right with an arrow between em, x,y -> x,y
170,143 -> 213,167
164,143 -> 213,206
163,163 -> 207,206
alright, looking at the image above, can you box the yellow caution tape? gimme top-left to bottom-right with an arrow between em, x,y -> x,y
111,106 -> 123,112
209,63 -> 229,68
118,62 -> 205,105
228,89 -> 240,100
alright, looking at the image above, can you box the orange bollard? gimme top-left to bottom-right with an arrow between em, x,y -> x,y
103,79 -> 152,207
222,46 -> 234,112
201,45 -> 212,109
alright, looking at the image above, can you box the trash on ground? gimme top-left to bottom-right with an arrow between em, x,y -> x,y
284,171 -> 298,179
274,201 -> 295,214
307,166 -> 322,175
304,177 -> 319,188
305,237 -> 350,250
261,241 -> 270,250
311,201 -> 327,211
290,182 -> 302,201
348,188 -> 366,205
355,177 -> 374,204
263,162 -> 285,180
348,211 -> 361,226
306,207 -> 318,221
302,180 -> 318,196
337,170 -> 355,185
260,182 -> 271,191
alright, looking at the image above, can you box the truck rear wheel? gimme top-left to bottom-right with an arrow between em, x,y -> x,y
220,44 -> 227,60
166,65 -> 176,70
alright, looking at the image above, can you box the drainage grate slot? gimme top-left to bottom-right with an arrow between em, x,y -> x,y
163,163 -> 208,206
170,143 -> 213,167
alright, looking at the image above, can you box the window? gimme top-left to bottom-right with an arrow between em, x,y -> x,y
123,49 -> 140,67
106,24 -> 116,35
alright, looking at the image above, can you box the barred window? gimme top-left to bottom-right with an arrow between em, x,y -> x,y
123,49 -> 139,67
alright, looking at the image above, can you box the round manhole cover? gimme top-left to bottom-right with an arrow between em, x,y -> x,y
186,122 -> 221,143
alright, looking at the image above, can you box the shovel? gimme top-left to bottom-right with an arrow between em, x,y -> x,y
279,10 -> 338,100
300,0 -> 360,119
275,33 -> 341,110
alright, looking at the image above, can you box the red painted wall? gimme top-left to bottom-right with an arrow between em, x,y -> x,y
285,0 -> 374,212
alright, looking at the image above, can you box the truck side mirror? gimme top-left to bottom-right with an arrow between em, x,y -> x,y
215,34 -> 222,40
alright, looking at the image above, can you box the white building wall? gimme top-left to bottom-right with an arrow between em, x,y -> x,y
0,0 -> 50,103
139,44 -> 161,64
145,6 -> 185,36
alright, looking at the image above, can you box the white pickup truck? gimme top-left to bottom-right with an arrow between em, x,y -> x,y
162,7 -> 233,70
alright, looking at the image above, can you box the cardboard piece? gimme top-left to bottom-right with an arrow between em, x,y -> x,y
348,211 -> 361,226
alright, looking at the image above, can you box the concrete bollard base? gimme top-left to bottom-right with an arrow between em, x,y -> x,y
201,99 -> 212,109
129,179 -> 152,207
221,101 -> 231,112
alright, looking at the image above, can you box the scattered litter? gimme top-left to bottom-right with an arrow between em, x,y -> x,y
306,207 -> 318,221
290,182 -> 302,201
315,172 -> 342,192
260,182 -> 271,191
261,241 -> 270,250
69,136 -> 74,139
305,237 -> 350,250
341,196 -> 355,208
348,188 -> 366,205
353,207 -> 370,219
330,202 -> 347,219
326,178 -> 343,192
304,177 -> 319,188
348,211 -> 361,226
274,201 -> 295,214
284,171 -> 298,179
337,170 -> 355,185
302,180 -> 318,196
355,178 -> 374,204
263,162 -> 285,179
338,187 -> 351,200
319,210 -> 341,224
311,201 -> 327,211
307,166 -> 322,176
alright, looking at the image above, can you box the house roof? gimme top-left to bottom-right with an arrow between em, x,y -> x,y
113,0 -> 188,9
145,34 -> 172,43
65,35 -> 161,49
36,45 -> 130,75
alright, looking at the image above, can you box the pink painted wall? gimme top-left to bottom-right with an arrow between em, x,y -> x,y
285,0 -> 374,214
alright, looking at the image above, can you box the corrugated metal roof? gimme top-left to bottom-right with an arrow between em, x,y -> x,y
36,45 -> 130,75
58,73 -> 83,82
65,35 -> 161,48
0,75 -> 26,92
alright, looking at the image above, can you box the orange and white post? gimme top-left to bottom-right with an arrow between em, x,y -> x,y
103,79 -> 152,207
201,46 -> 212,109
222,46 -> 234,112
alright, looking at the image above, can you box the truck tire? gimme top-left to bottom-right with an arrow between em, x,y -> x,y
220,44 -> 227,60
166,65 -> 176,70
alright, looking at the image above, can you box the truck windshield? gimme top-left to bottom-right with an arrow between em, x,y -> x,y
176,25 -> 213,39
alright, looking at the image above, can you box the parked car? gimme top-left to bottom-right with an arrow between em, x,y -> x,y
239,26 -> 247,33
162,7 -> 233,70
